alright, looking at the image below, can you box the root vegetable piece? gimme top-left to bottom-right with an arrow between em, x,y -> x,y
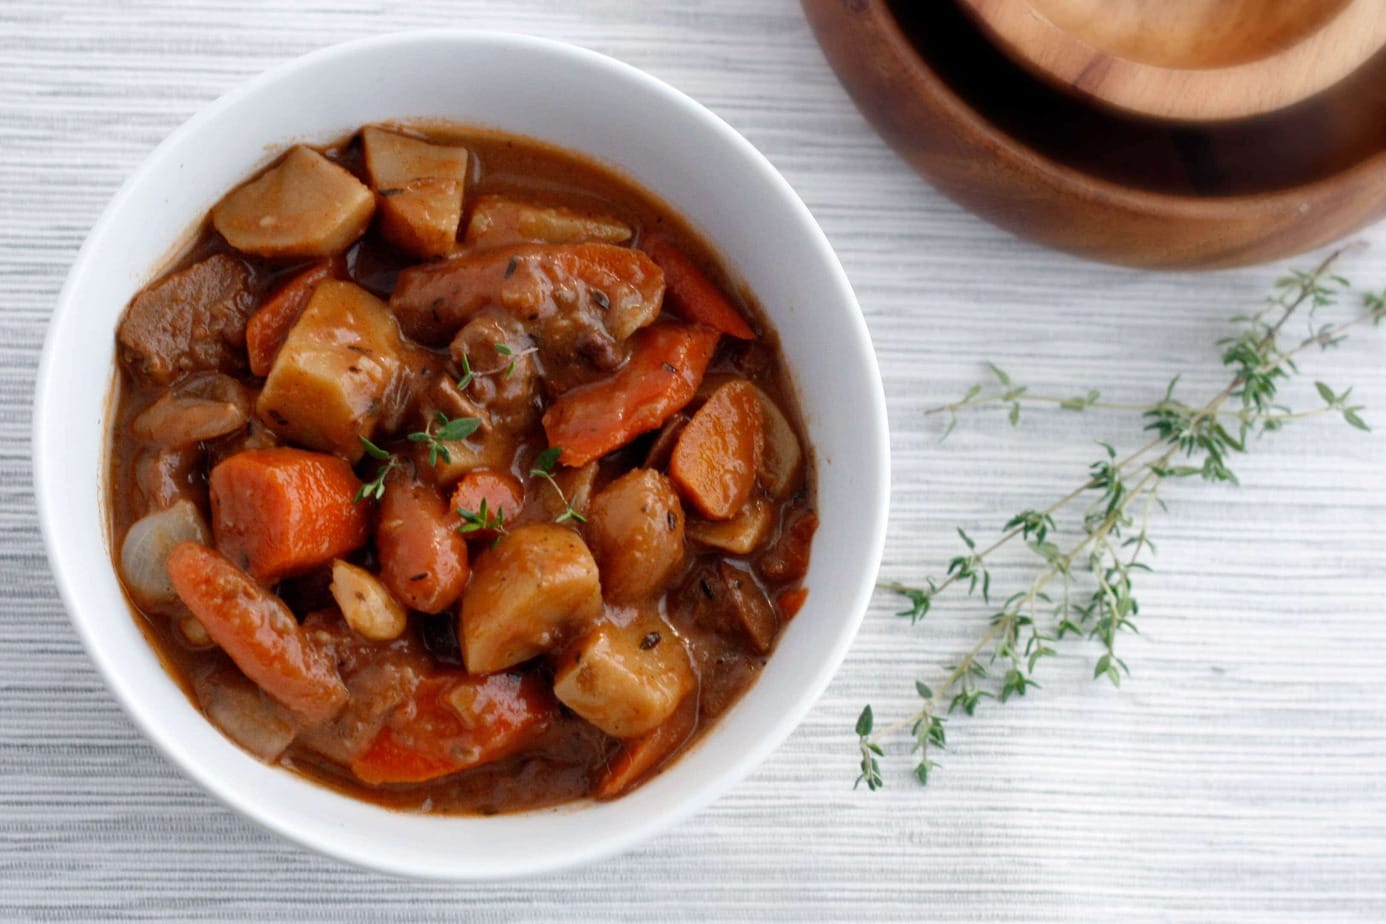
212,146 -> 375,259
553,615 -> 694,738
459,524 -> 603,674
256,280 -> 406,461
377,473 -> 469,614
669,379 -> 765,520
543,324 -> 721,467
465,194 -> 632,249
594,695 -> 697,799
209,447 -> 369,583
377,178 -> 466,258
585,469 -> 686,604
351,672 -> 556,784
450,469 -> 525,540
245,261 -> 333,376
643,236 -> 755,340
361,125 -> 470,189
362,126 -> 470,259
390,242 -> 665,352
686,493 -> 773,555
330,560 -> 408,642
167,542 -> 348,725
116,254 -> 255,386
749,384 -> 805,499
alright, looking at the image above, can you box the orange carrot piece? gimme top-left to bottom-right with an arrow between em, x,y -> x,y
209,447 -> 368,583
351,672 -> 555,784
167,542 -> 347,725
643,237 -> 755,340
245,262 -> 333,376
377,473 -> 469,614
450,470 -> 525,538
669,379 -> 765,520
543,323 -> 721,467
776,586 -> 809,621
594,695 -> 698,799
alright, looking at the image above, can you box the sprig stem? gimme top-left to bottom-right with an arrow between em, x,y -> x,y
856,248 -> 1385,791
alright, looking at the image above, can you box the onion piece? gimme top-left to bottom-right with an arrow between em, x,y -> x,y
131,373 -> 251,447
194,664 -> 297,761
119,499 -> 210,611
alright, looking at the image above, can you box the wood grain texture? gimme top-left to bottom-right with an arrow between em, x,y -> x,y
957,0 -> 1386,121
803,0 -> 1386,269
3,1 -> 1386,920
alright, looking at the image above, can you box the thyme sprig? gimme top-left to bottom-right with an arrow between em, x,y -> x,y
531,446 -> 587,524
408,412 -> 482,467
353,436 -> 398,503
457,498 -> 508,537
857,249 -> 1386,791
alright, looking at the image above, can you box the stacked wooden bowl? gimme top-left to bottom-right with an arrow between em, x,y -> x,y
803,0 -> 1386,268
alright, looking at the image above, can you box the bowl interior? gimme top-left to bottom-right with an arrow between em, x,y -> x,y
892,0 -> 1386,196
34,31 -> 888,880
955,0 -> 1386,120
1015,0 -> 1352,68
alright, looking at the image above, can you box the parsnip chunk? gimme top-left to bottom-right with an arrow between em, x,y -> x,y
460,524 -> 603,673
212,146 -> 374,258
554,615 -> 694,739
256,281 -> 405,461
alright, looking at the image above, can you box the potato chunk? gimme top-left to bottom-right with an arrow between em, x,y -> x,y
459,524 -> 603,674
362,126 -> 470,259
686,493 -> 773,555
751,384 -> 805,499
585,469 -> 686,604
256,280 -> 405,461
465,194 -> 632,249
362,125 -> 470,189
212,146 -> 374,258
553,615 -> 694,739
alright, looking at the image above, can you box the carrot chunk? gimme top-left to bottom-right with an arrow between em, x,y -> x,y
594,695 -> 697,799
542,323 -> 721,467
377,472 -> 469,614
245,262 -> 333,376
450,469 -> 525,539
209,447 -> 369,583
350,672 -> 556,784
167,542 -> 347,725
669,379 -> 765,520
643,237 -> 755,340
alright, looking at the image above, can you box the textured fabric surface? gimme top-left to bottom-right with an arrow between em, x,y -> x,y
4,2 -> 1386,920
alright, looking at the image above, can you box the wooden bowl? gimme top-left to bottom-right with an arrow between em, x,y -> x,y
956,0 -> 1386,121
803,0 -> 1386,268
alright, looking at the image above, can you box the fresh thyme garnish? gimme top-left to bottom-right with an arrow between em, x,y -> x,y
857,249 -> 1386,791
456,353 -> 474,390
531,445 -> 586,524
457,498 -> 508,537
456,342 -> 538,390
353,436 -> 398,503
408,412 -> 481,467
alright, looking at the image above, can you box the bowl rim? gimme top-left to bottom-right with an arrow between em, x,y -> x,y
33,29 -> 891,879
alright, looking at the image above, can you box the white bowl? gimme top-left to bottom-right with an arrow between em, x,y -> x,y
33,31 -> 889,880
